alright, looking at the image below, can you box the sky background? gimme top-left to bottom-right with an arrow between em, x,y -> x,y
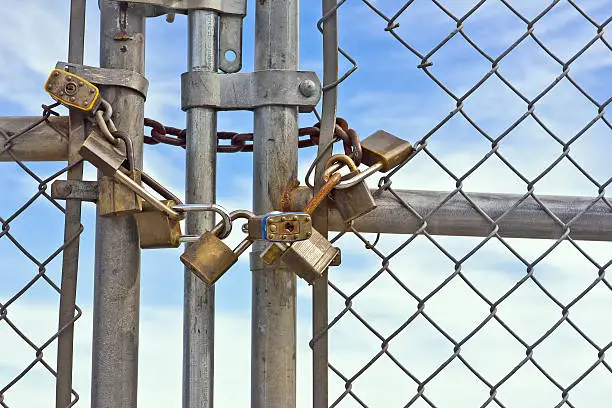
0,0 -> 611,407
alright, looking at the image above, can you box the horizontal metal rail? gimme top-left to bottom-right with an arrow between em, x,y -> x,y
292,187 -> 612,241
0,116 -> 69,162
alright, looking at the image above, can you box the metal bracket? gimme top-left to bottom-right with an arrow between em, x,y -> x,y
52,180 -> 99,202
56,62 -> 149,99
181,70 -> 322,112
123,0 -> 246,73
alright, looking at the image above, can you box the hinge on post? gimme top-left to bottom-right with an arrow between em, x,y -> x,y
120,0 -> 246,73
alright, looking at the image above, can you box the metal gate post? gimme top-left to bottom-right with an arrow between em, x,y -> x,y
251,0 -> 299,407
183,9 -> 218,408
55,1 -> 87,407
91,2 -> 146,407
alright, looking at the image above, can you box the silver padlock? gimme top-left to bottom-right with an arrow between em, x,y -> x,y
261,228 -> 340,284
180,209 -> 252,285
246,211 -> 312,242
324,154 -> 376,223
79,127 -> 126,176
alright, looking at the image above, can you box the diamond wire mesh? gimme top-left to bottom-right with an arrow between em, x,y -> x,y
0,107 -> 82,408
314,1 -> 612,407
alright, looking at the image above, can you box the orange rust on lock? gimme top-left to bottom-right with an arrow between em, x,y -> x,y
303,172 -> 342,214
280,179 -> 301,212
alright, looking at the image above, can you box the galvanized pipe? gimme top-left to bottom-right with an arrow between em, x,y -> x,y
91,2 -> 145,407
291,187 -> 612,241
251,0 -> 299,407
0,116 -> 69,162
184,9 -> 218,408
56,1 -> 86,407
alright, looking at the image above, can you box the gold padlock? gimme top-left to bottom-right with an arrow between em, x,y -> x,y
135,199 -> 183,249
324,154 -> 377,222
45,68 -> 101,113
96,132 -> 142,217
360,130 -> 414,172
181,210 -> 252,285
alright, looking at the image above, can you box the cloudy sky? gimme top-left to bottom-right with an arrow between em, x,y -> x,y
0,0 -> 611,407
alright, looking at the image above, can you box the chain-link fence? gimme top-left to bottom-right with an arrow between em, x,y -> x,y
0,106 -> 82,408
314,1 -> 612,406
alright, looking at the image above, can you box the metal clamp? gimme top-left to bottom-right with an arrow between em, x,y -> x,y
123,0 -> 246,73
56,62 -> 149,99
181,70 -> 322,112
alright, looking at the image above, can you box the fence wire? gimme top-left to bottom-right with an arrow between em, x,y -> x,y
0,105 -> 81,408
314,1 -> 612,407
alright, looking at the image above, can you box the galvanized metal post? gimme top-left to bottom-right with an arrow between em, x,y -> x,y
91,2 -> 145,407
56,1 -> 86,407
312,0 -> 339,406
183,9 -> 218,408
251,0 -> 299,407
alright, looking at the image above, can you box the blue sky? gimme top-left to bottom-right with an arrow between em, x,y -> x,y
1,0 -> 611,407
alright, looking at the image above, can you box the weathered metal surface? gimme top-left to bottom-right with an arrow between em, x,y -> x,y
0,116 -> 69,162
181,70 -> 321,112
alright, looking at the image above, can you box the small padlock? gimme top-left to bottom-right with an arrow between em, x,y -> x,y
360,130 -> 414,172
135,199 -> 184,248
79,127 -> 126,176
45,68 -> 101,113
181,210 -> 252,285
325,154 -> 376,222
96,132 -> 143,217
261,228 -> 340,285
246,212 -> 312,242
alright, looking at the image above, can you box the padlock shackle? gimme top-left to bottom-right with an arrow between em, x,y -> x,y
333,161 -> 383,190
141,171 -> 182,205
173,203 -> 233,239
112,131 -> 135,171
323,154 -> 358,180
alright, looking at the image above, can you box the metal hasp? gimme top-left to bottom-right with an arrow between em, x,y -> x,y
251,0 -> 300,406
90,2 -> 145,408
129,0 -> 246,73
181,70 -> 322,112
55,61 -> 149,99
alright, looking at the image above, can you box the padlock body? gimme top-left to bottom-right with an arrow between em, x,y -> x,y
248,212 -> 312,242
45,69 -> 101,112
331,173 -> 376,222
98,170 -> 143,217
280,228 -> 340,284
180,231 -> 239,285
79,129 -> 126,176
135,199 -> 182,249
360,130 -> 413,172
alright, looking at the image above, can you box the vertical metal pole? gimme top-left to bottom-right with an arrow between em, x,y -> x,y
91,2 -> 145,407
183,10 -> 218,408
312,0 -> 339,405
252,1 -> 299,407
56,1 -> 86,407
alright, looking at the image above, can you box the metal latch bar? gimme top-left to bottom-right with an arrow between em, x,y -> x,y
56,62 -> 149,99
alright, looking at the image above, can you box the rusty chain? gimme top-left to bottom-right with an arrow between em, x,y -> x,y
143,117 -> 362,164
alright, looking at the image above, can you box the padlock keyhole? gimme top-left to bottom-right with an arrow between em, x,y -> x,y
283,222 -> 295,233
64,82 -> 78,96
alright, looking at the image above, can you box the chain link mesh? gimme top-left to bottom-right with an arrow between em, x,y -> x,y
0,105 -> 81,408
314,1 -> 611,406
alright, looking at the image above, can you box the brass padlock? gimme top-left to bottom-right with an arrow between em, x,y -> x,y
181,210 -> 252,285
261,228 -> 340,284
79,127 -> 126,176
360,130 -> 414,172
325,154 -> 376,222
45,68 -> 101,113
246,212 -> 312,242
96,132 -> 142,217
135,199 -> 183,248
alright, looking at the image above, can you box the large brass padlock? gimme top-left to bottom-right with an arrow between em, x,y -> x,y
360,130 -> 414,172
45,68 -> 101,113
324,154 -> 376,222
261,228 -> 340,284
180,209 -> 248,285
135,199 -> 183,248
95,131 -> 142,217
